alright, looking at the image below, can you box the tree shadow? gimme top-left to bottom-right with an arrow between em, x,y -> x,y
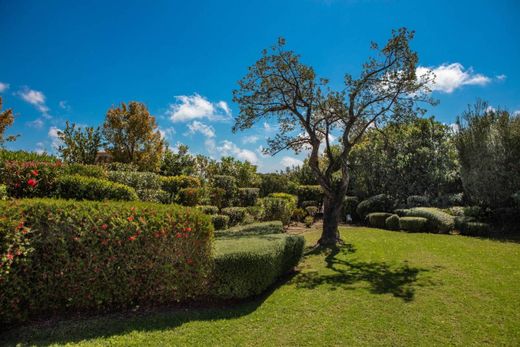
294,244 -> 434,302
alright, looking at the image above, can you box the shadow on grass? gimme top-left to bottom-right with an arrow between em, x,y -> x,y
294,244 -> 432,302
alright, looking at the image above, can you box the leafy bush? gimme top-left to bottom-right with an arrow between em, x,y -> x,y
161,175 -> 201,204
211,214 -> 230,230
197,205 -> 219,215
463,206 -> 484,218
211,175 -> 237,208
211,233 -> 304,299
56,175 -> 139,201
0,199 -> 213,324
459,221 -> 491,236
454,215 -> 476,230
399,217 -> 428,233
305,206 -> 319,217
304,216 -> 314,228
292,207 -> 307,222
108,170 -> 162,191
261,197 -> 295,226
0,150 -> 57,183
406,195 -> 430,207
301,200 -> 318,208
63,163 -> 108,179
385,214 -> 400,230
0,184 -> 7,200
237,188 -> 260,207
221,207 -> 248,226
400,207 -> 455,233
136,189 -> 169,203
245,205 -> 264,221
356,194 -> 395,220
432,193 -> 464,208
106,162 -> 138,172
296,185 -> 323,207
342,196 -> 360,222
178,187 -> 202,206
446,206 -> 465,217
218,221 -> 284,236
268,192 -> 298,205
367,212 -> 393,229
3,160 -> 63,198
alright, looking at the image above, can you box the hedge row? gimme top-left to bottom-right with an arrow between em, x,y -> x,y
0,199 -> 214,324
397,207 -> 455,233
56,175 -> 139,201
216,221 -> 284,236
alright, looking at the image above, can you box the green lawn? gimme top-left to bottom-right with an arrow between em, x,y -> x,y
3,227 -> 520,346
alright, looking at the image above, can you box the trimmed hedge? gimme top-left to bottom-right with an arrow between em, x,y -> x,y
218,221 -> 284,236
197,205 -> 220,215
356,194 -> 395,220
0,199 -> 214,324
136,189 -> 169,203
63,163 -> 108,179
211,175 -> 237,208
211,214 -> 230,230
108,170 -> 162,191
296,185 -> 323,207
261,197 -> 295,226
221,207 -> 248,226
0,150 -> 57,184
56,175 -> 139,201
238,188 -> 260,207
4,160 -> 63,198
177,187 -> 202,206
459,221 -> 491,236
399,207 -> 455,233
399,217 -> 428,233
367,212 -> 393,229
385,214 -> 400,230
211,233 -> 304,299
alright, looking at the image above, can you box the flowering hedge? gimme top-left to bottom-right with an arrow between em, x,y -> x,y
0,199 -> 214,325
3,160 -> 63,198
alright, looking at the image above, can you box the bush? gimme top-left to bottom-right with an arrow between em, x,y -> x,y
245,205 -> 264,221
432,193 -> 464,208
0,150 -> 57,183
454,215 -> 476,230
305,206 -> 319,217
385,214 -> 400,230
261,197 -> 295,226
0,184 -> 7,200
0,199 -> 214,324
218,221 -> 284,235
296,185 -> 323,206
136,189 -> 169,203
400,207 -> 455,233
211,214 -> 230,230
221,207 -> 248,226
211,234 -> 304,299
106,162 -> 138,172
367,212 -> 393,229
178,187 -> 202,206
292,207 -> 307,222
268,192 -> 298,205
237,188 -> 260,207
342,196 -> 360,222
406,195 -> 430,207
63,163 -> 108,179
56,175 -> 139,201
197,205 -> 219,215
399,217 -> 428,233
459,221 -> 491,236
108,170 -> 162,191
161,175 -> 201,204
3,160 -> 63,198
211,175 -> 237,208
304,216 -> 314,228
356,194 -> 395,220
301,200 -> 318,209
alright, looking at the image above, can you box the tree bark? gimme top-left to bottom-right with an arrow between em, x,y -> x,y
318,193 -> 344,246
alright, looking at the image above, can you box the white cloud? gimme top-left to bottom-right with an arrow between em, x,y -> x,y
281,156 -> 303,168
257,145 -> 270,158
35,142 -> 45,155
185,121 -> 215,138
263,122 -> 275,132
496,74 -> 507,81
158,126 -> 175,139
27,118 -> 45,128
167,94 -> 231,122
48,126 -> 62,149
486,105 -> 496,114
18,87 -> 50,113
0,82 -> 9,93
59,100 -> 71,111
513,110 -> 520,117
206,139 -> 258,164
242,135 -> 259,144
417,63 -> 491,93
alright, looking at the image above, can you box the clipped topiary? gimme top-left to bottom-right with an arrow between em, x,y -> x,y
356,194 -> 395,220
399,216 -> 428,233
367,212 -> 393,229
211,214 -> 230,230
459,221 -> 490,236
400,207 -> 455,233
221,207 -> 248,226
385,214 -> 400,230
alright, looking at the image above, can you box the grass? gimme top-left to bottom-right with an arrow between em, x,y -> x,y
2,226 -> 520,346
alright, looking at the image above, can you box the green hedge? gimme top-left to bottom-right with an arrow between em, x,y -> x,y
356,194 -> 395,220
0,184 -> 7,200
211,233 -> 304,299
0,199 -> 214,324
221,207 -> 248,226
399,216 -> 428,233
367,212 -> 393,229
4,160 -> 63,198
261,197 -> 295,226
296,185 -> 323,207
459,221 -> 490,236
56,175 -> 139,201
63,163 -> 108,179
108,170 -> 163,191
385,214 -> 400,230
0,150 -> 57,183
217,221 -> 284,236
136,189 -> 169,203
197,205 -> 219,215
399,207 -> 455,233
211,214 -> 229,230
238,188 -> 260,207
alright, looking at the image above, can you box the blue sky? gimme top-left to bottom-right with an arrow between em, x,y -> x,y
1,0 -> 519,172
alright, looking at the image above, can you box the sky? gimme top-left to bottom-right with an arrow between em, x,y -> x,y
1,0 -> 519,172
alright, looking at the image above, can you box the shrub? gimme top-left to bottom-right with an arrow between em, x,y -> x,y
463,206 -> 484,218
367,212 -> 393,229
237,188 -> 260,207
221,207 -> 248,226
211,214 -> 230,230
0,184 -> 7,200
356,194 -> 395,220
454,215 -> 476,230
211,175 -> 237,208
305,206 -> 319,217
56,175 -> 139,201
459,221 -> 491,236
385,214 -> 400,230
268,192 -> 298,205
401,207 -> 455,233
446,206 -> 465,217
3,160 -> 63,198
261,197 -> 295,226
432,193 -> 464,208
399,217 -> 428,233
218,221 -> 284,235
296,185 -> 323,206
108,170 -> 162,191
106,162 -> 138,172
0,150 -> 57,183
301,200 -> 318,209
304,215 -> 314,228
197,205 -> 219,215
178,187 -> 202,206
211,234 -> 304,299
406,195 -> 430,207
0,199 -> 213,324
342,196 -> 360,222
161,175 -> 201,204
136,189 -> 169,203
292,207 -> 307,222
63,163 -> 108,179
245,205 -> 264,221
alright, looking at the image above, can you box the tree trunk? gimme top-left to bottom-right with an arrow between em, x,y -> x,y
318,193 -> 344,247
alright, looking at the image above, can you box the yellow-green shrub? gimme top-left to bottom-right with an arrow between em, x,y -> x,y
56,175 -> 138,201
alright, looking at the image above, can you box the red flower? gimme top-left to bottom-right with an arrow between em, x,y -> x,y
6,253 -> 14,260
31,170 -> 39,176
101,224 -> 108,230
127,216 -> 134,222
176,232 -> 182,238
27,178 -> 38,187
128,235 -> 137,241
185,227 -> 192,232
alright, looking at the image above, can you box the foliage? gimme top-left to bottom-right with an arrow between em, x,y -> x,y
196,205 -> 219,215
3,160 -> 63,198
57,121 -> 104,164
399,216 -> 428,233
296,185 -> 323,207
342,196 -> 360,222
292,207 -> 307,222
208,156 -> 260,188
108,170 -> 162,191
136,189 -> 169,203
63,163 -> 108,179
304,215 -> 314,228
0,199 -> 213,324
160,175 -> 201,200
356,194 -> 395,220
258,173 -> 294,197
406,195 -> 430,208
210,175 -> 237,208
106,162 -> 139,172
367,212 -> 393,229
245,205 -> 264,221
160,144 -> 196,176
177,187 -> 202,206
211,233 -> 304,299
0,184 -> 7,200
268,192 -> 298,205
103,101 -> 165,172
455,100 -> 520,208
211,215 -> 229,231
221,207 -> 248,226
301,200 -> 318,208
385,214 -> 400,230
237,188 -> 260,206
305,206 -> 319,217
0,96 -> 17,146
56,175 -> 139,201
218,221 -> 284,236
261,197 -> 296,226
399,207 -> 455,233
459,221 -> 490,236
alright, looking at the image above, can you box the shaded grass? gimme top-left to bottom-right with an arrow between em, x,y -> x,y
2,227 -> 520,346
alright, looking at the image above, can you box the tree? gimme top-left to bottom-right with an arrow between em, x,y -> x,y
0,97 -> 17,147
233,28 -> 434,246
57,121 -> 104,164
103,101 -> 165,172
160,144 -> 196,176
207,156 -> 261,187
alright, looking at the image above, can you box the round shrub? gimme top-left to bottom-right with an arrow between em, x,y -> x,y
56,175 -> 139,201
63,163 -> 108,179
211,214 -> 230,230
459,221 -> 490,236
367,212 -> 393,229
406,195 -> 430,208
136,189 -> 169,203
296,185 -> 324,206
268,192 -> 298,205
399,217 -> 428,233
292,207 -> 307,222
385,214 -> 400,230
261,197 -> 295,226
178,187 -> 202,206
304,215 -> 314,228
356,194 -> 395,220
237,188 -> 260,207
221,207 -> 248,226
4,160 -> 63,198
211,175 -> 237,208
246,205 -> 264,221
197,205 -> 219,215
400,207 -> 455,233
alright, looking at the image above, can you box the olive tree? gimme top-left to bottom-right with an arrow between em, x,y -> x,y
233,28 -> 434,246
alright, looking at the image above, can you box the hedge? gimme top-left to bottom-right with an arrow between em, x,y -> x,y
268,192 -> 298,205
296,185 -> 323,206
0,150 -> 57,183
3,160 -> 63,198
385,214 -> 400,230
221,207 -> 248,226
459,221 -> 491,236
217,221 -> 284,236
399,217 -> 428,233
406,195 -> 430,208
211,233 -> 304,299
211,175 -> 237,208
367,212 -> 393,229
399,207 -> 455,233
63,163 -> 108,179
178,187 -> 202,206
197,205 -> 219,215
56,175 -> 139,201
356,194 -> 394,220
161,175 -> 202,204
211,214 -> 230,230
136,189 -> 169,203
238,188 -> 260,207
261,197 -> 295,226
0,199 -> 214,324
108,170 -> 163,191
